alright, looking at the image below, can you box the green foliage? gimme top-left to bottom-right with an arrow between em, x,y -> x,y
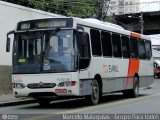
65,0 -> 99,18
3,0 -> 99,18
28,0 -> 64,13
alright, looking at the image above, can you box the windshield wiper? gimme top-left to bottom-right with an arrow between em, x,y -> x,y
48,58 -> 61,63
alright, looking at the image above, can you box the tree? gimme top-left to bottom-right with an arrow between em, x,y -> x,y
64,0 -> 99,18
3,0 -> 31,7
2,0 -> 99,18
28,0 -> 64,14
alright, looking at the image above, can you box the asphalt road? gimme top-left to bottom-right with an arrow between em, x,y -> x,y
0,79 -> 160,120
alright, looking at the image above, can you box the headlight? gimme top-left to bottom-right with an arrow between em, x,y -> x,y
12,83 -> 25,89
58,81 -> 76,87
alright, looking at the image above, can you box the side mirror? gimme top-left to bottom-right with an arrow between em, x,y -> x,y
6,30 -> 15,52
6,37 -> 11,52
77,25 -> 84,32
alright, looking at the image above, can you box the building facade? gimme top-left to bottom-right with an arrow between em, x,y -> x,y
108,0 -> 140,15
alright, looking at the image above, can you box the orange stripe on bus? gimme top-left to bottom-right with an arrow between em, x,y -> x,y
125,59 -> 140,89
131,32 -> 141,39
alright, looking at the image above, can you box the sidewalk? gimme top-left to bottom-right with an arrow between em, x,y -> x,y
0,94 -> 35,107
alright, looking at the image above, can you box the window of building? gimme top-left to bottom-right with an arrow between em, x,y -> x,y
111,1 -> 116,4
112,33 -> 122,57
110,6 -> 113,10
138,39 -> 146,59
119,1 -> 124,6
101,31 -> 112,57
145,40 -> 152,59
90,29 -> 101,56
121,35 -> 130,58
130,37 -> 138,58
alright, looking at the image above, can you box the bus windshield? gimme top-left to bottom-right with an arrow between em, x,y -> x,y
13,30 -> 77,74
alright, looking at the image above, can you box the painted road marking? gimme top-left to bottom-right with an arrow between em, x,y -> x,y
23,93 -> 160,120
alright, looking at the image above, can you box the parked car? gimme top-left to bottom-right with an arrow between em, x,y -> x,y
154,60 -> 160,78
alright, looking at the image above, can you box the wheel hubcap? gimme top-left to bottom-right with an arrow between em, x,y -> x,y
92,81 -> 99,100
93,86 -> 98,99
134,78 -> 139,95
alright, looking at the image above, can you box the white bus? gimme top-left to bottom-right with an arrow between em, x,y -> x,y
6,17 -> 153,106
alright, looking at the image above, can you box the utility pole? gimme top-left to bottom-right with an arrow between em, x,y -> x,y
103,0 -> 111,21
140,11 -> 144,34
112,13 -> 116,24
98,0 -> 103,20
98,0 -> 111,21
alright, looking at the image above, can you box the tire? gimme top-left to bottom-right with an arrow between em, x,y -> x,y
36,98 -> 50,107
131,76 -> 139,98
123,76 -> 139,98
154,74 -> 156,78
157,74 -> 160,78
86,79 -> 100,105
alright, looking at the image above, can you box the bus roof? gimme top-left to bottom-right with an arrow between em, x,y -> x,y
83,18 -> 124,29
16,17 -> 151,41
74,17 -> 151,41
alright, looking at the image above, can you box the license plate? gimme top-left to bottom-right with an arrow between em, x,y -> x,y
55,89 -> 67,93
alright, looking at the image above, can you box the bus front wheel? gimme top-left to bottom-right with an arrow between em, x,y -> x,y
36,98 -> 50,107
86,79 -> 100,105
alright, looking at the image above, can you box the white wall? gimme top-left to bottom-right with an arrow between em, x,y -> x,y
0,1 -> 61,65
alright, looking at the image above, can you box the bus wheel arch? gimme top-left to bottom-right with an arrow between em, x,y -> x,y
94,74 -> 102,96
123,73 -> 139,98
134,73 -> 139,84
129,73 -> 140,98
85,74 -> 102,105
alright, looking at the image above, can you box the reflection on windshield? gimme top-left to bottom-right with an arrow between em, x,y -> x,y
13,32 -> 42,73
13,30 -> 76,74
43,30 -> 75,72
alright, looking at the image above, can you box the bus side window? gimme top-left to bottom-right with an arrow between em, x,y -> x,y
121,35 -> 130,58
145,40 -> 152,59
90,29 -> 101,56
138,39 -> 146,59
101,31 -> 112,57
130,37 -> 138,58
112,33 -> 122,58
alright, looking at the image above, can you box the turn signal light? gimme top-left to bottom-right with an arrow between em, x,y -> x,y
71,81 -> 76,86
58,81 -> 76,87
12,83 -> 25,89
12,83 -> 15,88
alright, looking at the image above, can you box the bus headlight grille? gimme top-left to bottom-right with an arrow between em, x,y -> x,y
27,83 -> 56,89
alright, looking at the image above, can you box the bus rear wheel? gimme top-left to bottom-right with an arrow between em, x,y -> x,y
132,76 -> 139,97
123,76 -> 139,98
86,79 -> 100,105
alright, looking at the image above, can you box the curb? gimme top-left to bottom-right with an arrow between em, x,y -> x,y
0,99 -> 36,107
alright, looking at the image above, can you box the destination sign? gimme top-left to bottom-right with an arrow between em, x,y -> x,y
17,18 -> 73,31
